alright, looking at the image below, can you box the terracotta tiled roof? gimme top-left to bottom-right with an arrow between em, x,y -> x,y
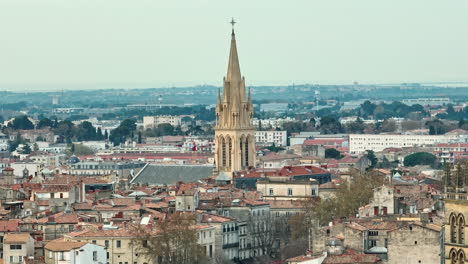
235,165 -> 328,179
323,249 -> 380,263
145,202 -> 169,209
0,220 -> 20,232
37,212 -> 79,224
45,238 -> 87,251
67,229 -> 135,238
200,214 -> 234,223
4,233 -> 31,244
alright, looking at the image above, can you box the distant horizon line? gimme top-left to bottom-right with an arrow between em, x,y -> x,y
2,80 -> 468,93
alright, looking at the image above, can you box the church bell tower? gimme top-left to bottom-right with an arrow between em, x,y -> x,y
214,19 -> 256,179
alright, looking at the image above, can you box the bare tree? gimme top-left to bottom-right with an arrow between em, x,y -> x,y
131,213 -> 208,264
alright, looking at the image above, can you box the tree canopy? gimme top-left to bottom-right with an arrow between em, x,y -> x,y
8,116 -> 34,130
403,152 -> 438,167
109,119 -> 137,146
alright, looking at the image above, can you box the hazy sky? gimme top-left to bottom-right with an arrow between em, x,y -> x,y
1,0 -> 468,91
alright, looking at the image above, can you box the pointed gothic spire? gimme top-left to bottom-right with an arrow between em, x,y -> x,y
226,21 -> 242,82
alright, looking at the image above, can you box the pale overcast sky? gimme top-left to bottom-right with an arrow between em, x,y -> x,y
0,0 -> 467,91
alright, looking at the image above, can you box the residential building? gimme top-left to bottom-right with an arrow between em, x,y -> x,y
234,166 -> 331,190
255,131 -> 287,147
143,115 -> 181,130
349,134 -> 454,154
44,239 -> 106,264
64,229 -> 153,264
3,233 -> 34,264
200,214 -> 239,262
256,177 -> 319,200
433,143 -> 468,163
402,97 -> 451,106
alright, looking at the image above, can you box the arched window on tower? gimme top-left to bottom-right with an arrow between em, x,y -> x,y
245,137 -> 249,167
221,137 -> 226,168
451,214 -> 458,243
459,214 -> 465,245
228,138 -> 232,169
451,249 -> 458,264
458,249 -> 465,264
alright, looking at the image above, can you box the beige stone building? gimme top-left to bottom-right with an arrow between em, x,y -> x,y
64,229 -> 153,264
3,233 -> 34,264
256,177 -> 319,200
214,25 -> 255,178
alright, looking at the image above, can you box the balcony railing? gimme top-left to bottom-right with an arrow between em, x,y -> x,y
445,187 -> 468,200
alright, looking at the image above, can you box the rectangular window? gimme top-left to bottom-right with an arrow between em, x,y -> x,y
269,188 -> 274,195
9,256 -> 13,263
49,251 -> 53,258
93,251 -> 98,261
92,240 -> 97,244
116,240 -> 121,248
312,189 -> 316,196
10,245 -> 22,250
19,256 -> 23,263
59,252 -> 65,261
105,240 -> 109,248
287,188 -> 293,196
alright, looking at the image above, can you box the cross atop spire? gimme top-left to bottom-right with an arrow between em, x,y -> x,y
230,18 -> 236,35
226,18 -> 241,82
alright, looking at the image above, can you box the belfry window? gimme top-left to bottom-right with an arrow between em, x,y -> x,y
245,139 -> 249,166
222,139 -> 226,167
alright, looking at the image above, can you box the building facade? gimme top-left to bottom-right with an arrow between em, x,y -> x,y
255,131 -> 287,147
214,27 -> 255,178
349,134 -> 454,154
143,115 -> 182,130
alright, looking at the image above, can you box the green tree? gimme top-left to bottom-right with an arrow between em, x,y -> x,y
68,144 -> 95,155
325,148 -> 342,159
319,115 -> 343,134
366,150 -> 378,168
403,152 -> 437,167
109,119 -> 137,146
96,127 -> 103,140
8,116 -> 34,130
346,118 -> 365,133
138,131 -> 142,144
426,119 -> 449,135
37,118 -> 54,129
22,144 -> 31,154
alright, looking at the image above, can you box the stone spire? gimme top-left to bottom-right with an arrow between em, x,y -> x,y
226,29 -> 242,82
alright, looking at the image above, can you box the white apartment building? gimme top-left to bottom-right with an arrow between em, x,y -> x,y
402,97 -> 450,106
255,131 -> 287,146
252,117 -> 295,129
349,134 -> 456,154
143,115 -> 181,130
